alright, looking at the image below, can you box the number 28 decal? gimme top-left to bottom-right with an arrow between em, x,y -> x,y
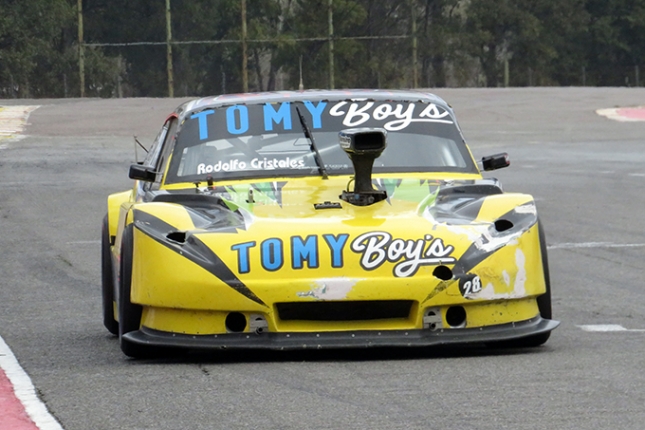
459,274 -> 482,298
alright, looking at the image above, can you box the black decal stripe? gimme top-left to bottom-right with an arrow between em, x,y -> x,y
151,192 -> 248,233
423,282 -> 449,303
184,235 -> 267,306
451,242 -> 495,275
132,209 -> 267,307
424,235 -> 507,305
452,208 -> 538,275
133,209 -> 177,233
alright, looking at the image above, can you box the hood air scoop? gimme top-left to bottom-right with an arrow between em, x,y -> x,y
339,128 -> 388,206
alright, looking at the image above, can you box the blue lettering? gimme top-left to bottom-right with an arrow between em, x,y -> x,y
233,234 -> 348,274
323,234 -> 349,268
226,105 -> 249,135
190,110 -> 215,140
263,102 -> 292,131
261,238 -> 283,271
231,241 -> 256,274
291,235 -> 319,269
303,101 -> 327,129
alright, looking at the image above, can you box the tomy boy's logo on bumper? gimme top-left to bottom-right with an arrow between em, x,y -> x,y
231,231 -> 455,278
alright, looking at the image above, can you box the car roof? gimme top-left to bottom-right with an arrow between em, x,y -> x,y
174,89 -> 451,121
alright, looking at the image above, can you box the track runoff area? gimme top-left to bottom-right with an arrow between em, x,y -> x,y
0,99 -> 644,429
0,106 -> 63,430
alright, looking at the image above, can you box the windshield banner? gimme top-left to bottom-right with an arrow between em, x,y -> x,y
183,101 -> 454,144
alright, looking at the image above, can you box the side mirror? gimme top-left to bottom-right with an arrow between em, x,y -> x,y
481,153 -> 510,171
129,164 -> 156,182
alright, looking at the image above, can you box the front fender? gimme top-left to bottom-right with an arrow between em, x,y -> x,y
107,190 -> 133,239
476,193 -> 536,223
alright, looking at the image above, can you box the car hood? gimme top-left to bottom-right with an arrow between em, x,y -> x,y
133,176 -> 538,286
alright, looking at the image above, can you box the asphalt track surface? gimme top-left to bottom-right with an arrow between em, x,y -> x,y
1,88 -> 645,430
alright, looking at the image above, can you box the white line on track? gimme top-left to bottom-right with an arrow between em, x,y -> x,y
548,242 -> 645,250
578,324 -> 645,333
65,240 -> 101,245
0,335 -> 63,429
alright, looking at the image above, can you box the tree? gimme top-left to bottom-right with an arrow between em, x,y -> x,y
83,0 -> 168,96
585,0 -> 645,85
2,0 -> 644,97
0,0 -> 76,97
461,0 -> 538,87
460,0 -> 589,87
510,0 -> 588,86
417,0 -> 462,87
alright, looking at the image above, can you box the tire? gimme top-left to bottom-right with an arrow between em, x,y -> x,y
488,219 -> 552,348
101,214 -> 119,335
535,219 -> 552,320
118,224 -> 148,358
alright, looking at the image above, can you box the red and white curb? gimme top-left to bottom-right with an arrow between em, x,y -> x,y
0,105 -> 40,145
596,106 -> 645,122
0,336 -> 63,430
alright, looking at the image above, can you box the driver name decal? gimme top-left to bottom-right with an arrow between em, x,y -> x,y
231,232 -> 455,278
197,157 -> 305,174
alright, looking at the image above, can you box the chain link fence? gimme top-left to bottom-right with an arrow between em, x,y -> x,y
2,1 -> 642,98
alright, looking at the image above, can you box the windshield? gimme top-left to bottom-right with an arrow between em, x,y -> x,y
165,100 -> 477,184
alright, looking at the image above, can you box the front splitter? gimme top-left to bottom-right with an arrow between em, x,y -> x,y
123,316 -> 559,351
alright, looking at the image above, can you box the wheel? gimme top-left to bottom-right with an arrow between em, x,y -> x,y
118,224 -> 147,358
101,214 -> 118,335
488,219 -> 552,348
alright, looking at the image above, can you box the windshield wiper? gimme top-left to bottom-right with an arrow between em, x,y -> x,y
295,105 -> 328,179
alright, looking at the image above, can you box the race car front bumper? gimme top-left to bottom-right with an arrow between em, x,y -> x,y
123,316 -> 559,351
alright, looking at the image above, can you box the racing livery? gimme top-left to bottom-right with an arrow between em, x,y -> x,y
101,90 -> 559,357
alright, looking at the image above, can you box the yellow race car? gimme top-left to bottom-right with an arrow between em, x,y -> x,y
101,90 -> 559,358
